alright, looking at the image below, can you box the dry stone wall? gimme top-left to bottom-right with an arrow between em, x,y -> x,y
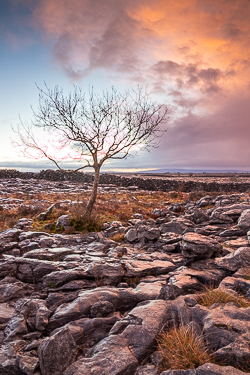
1,169 -> 250,193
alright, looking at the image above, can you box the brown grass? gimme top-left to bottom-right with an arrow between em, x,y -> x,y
109,233 -> 125,242
0,209 -> 19,231
0,187 -> 230,234
235,360 -> 250,373
197,287 -> 250,308
158,326 -> 211,370
188,190 -> 207,201
125,276 -> 140,286
0,188 -> 190,233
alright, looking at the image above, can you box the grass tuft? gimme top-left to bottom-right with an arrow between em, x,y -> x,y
197,287 -> 250,308
125,276 -> 140,286
158,326 -> 211,370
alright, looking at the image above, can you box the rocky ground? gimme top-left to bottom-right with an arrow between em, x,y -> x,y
1,177 -> 250,374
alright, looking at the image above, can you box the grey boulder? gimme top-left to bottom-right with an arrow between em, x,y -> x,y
161,363 -> 246,374
215,247 -> 250,271
180,233 -> 222,260
238,209 -> 250,232
38,327 -> 77,375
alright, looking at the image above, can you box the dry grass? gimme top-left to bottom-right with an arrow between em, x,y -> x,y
197,287 -> 250,308
188,190 -> 207,201
0,188 -> 190,233
235,360 -> 250,373
0,209 -> 20,231
109,233 -> 125,242
125,276 -> 141,286
0,187 -> 239,234
158,326 -> 211,370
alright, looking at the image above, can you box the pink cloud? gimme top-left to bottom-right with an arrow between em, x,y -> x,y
6,0 -> 250,169
24,0 -> 249,93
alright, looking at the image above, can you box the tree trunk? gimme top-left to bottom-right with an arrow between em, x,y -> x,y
85,165 -> 100,218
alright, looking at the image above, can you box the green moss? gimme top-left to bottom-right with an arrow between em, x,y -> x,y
48,282 -> 56,288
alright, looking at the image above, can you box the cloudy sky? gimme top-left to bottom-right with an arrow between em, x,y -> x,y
1,0 -> 250,172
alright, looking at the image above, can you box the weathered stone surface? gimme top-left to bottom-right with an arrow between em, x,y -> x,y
124,228 -> 138,242
212,204 -> 249,221
47,279 -> 96,292
43,261 -> 124,288
159,265 -> 226,300
119,300 -> 170,361
134,364 -> 158,375
0,257 -> 63,283
134,281 -> 165,300
161,363 -> 246,374
17,353 -> 39,375
0,278 -> 34,303
223,237 -> 249,249
218,276 -> 250,293
0,303 -> 16,325
19,231 -> 48,242
43,268 -> 87,288
202,304 -> 250,367
63,335 -> 138,375
15,298 -> 51,331
54,313 -> 120,347
37,204 -> 55,221
161,370 -> 195,375
23,248 -> 73,261
189,208 -> 210,224
122,259 -> 176,277
160,221 -> 184,235
0,340 -> 27,375
47,287 -> 133,330
90,300 -> 115,317
165,262 -> 227,296
38,327 -> 77,375
210,211 -> 234,224
4,314 -> 28,341
195,225 -> 222,236
125,225 -> 160,243
45,293 -> 69,312
64,300 -> 170,375
197,195 -> 215,207
84,261 -> 124,284
180,233 -> 222,260
215,247 -> 250,271
195,363 -> 247,375
56,215 -> 71,230
238,209 -> 250,232
160,232 -> 183,244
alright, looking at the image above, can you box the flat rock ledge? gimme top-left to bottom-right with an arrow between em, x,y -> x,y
1,178 -> 250,374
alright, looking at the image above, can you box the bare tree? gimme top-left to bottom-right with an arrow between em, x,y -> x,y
13,85 -> 169,218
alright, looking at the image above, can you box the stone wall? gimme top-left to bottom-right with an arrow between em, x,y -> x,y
1,169 -> 250,193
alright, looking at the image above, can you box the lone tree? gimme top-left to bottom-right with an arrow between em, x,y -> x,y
14,85 -> 169,218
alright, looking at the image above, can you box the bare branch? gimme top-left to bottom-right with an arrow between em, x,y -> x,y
13,84 -> 170,216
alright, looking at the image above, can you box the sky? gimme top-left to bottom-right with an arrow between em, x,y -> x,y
1,0 -> 250,172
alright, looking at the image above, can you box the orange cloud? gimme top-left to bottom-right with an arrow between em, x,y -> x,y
28,0 -> 249,88
16,0 -> 248,135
